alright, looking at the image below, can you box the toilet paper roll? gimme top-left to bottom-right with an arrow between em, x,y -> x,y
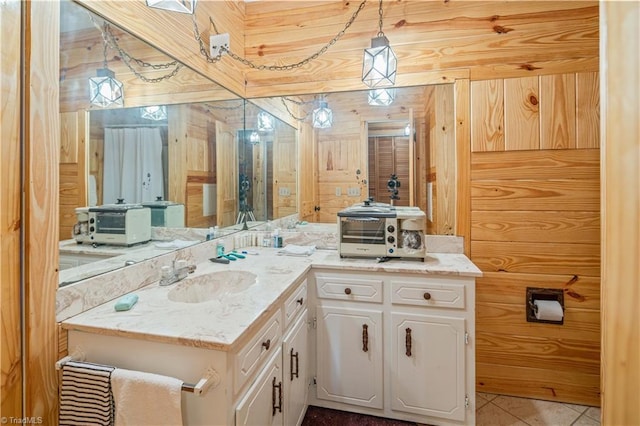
534,299 -> 564,322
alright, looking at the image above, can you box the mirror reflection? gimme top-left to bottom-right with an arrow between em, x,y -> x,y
58,0 -> 297,284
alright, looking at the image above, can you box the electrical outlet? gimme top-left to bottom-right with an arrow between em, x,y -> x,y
335,187 -> 342,196
279,187 -> 290,196
347,187 -> 361,197
210,33 -> 230,58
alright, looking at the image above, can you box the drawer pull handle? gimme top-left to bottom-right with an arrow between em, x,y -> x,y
262,339 -> 271,351
344,288 -> 352,295
296,297 -> 304,305
405,327 -> 412,357
362,324 -> 369,352
272,377 -> 282,416
290,348 -> 299,381
423,292 -> 432,300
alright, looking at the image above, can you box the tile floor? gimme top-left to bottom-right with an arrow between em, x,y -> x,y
302,393 -> 601,426
476,393 -> 601,426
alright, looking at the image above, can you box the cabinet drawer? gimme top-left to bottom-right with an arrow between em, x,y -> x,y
315,274 -> 383,303
284,279 -> 307,328
391,277 -> 466,309
234,309 -> 282,392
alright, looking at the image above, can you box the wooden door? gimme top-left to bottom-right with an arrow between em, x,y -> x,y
215,120 -> 238,227
298,122 -> 318,222
316,306 -> 383,409
391,312 -> 466,421
272,122 -> 297,219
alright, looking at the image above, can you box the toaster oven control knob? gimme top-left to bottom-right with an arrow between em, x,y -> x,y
89,226 -> 95,232
387,225 -> 395,233
387,236 -> 395,243
89,218 -> 95,224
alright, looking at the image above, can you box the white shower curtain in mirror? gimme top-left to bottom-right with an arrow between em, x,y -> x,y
103,127 -> 164,204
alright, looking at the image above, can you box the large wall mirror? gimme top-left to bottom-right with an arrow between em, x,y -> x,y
251,84 -> 456,235
58,0 -> 297,285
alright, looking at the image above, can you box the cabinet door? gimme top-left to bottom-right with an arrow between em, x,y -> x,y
236,347 -> 284,426
316,306 -> 383,409
283,311 -> 308,426
391,312 -> 466,421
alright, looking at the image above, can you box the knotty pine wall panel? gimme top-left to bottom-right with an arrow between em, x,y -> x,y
471,146 -> 600,405
1,0 -> 23,416
241,1 -> 598,97
60,26 -> 238,113
75,0 -> 246,96
472,73 -> 600,152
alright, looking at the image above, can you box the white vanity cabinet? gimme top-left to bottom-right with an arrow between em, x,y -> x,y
63,277 -> 310,426
308,269 -> 476,426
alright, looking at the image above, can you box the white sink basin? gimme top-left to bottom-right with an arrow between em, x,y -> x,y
167,270 -> 257,303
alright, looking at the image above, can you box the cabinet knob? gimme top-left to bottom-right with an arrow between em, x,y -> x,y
423,292 -> 432,300
262,339 -> 271,351
344,288 -> 352,295
296,297 -> 304,305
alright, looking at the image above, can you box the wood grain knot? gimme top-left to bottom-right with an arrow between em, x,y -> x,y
529,95 -> 539,105
490,15 -> 500,22
395,19 -> 407,29
493,25 -> 513,34
258,44 -> 266,57
520,63 -> 542,71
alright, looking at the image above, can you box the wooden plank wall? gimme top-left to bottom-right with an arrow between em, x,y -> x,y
60,25 -> 237,114
74,0 -> 247,97
24,1 -> 60,420
1,0 -> 23,417
600,2 -> 640,424
470,72 -> 601,405
168,103 -> 244,228
242,1 -> 599,97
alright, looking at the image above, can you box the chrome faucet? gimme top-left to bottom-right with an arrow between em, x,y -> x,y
159,260 -> 196,286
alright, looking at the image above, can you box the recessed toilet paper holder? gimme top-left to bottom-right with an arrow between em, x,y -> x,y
526,287 -> 564,325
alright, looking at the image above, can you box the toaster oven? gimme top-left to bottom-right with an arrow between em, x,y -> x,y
85,204 -> 151,246
337,201 -> 426,259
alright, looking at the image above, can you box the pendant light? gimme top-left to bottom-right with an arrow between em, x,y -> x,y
368,88 -> 396,106
312,97 -> 333,129
89,29 -> 124,108
362,0 -> 397,88
146,0 -> 197,14
140,105 -> 167,121
257,111 -> 275,132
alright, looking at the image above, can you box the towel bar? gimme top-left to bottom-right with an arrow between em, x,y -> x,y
56,352 -> 220,396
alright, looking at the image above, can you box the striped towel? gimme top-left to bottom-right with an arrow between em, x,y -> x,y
59,361 -> 115,426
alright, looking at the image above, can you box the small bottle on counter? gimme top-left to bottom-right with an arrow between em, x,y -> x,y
206,227 -> 215,241
216,238 -> 225,257
273,229 -> 283,248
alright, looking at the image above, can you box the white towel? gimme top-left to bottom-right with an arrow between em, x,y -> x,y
111,368 -> 183,426
278,244 -> 316,256
59,361 -> 114,426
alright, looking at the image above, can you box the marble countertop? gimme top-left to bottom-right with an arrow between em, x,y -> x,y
58,239 -> 200,286
61,248 -> 481,351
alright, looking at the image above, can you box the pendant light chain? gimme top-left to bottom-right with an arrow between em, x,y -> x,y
280,98 -> 314,122
377,0 -> 384,37
192,0 -> 368,69
89,13 -> 183,83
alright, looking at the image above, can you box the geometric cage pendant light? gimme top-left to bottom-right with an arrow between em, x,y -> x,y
146,0 -> 197,14
362,0 -> 397,88
89,30 -> 124,108
312,97 -> 333,129
368,87 -> 396,106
